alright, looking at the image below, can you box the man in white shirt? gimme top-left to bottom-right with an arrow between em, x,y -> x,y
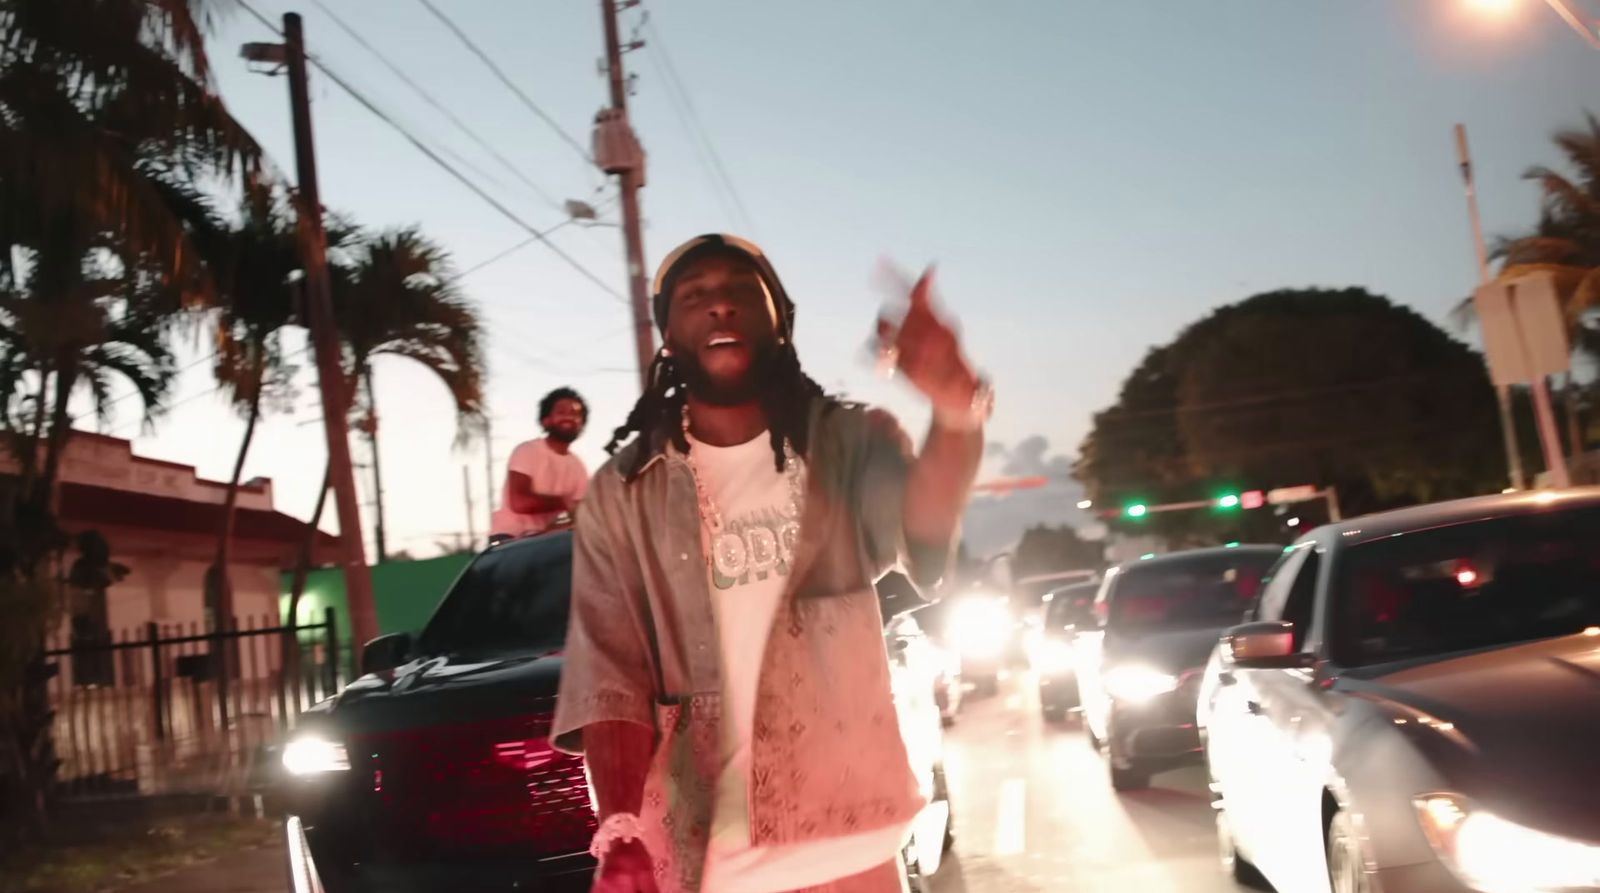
554,235 -> 987,893
490,387 -> 590,538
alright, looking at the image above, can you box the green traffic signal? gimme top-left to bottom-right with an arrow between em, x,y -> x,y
1125,503 -> 1149,518
1216,493 -> 1241,510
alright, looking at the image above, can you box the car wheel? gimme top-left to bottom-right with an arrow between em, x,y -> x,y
1328,810 -> 1372,893
902,845 -> 933,893
1216,805 -> 1268,889
1109,759 -> 1149,792
1060,690 -> 1081,710
932,764 -> 955,854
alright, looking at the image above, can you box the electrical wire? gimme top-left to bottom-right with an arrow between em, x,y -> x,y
641,9 -> 757,234
308,0 -> 568,214
86,219 -> 593,431
414,0 -> 599,173
236,0 -> 628,305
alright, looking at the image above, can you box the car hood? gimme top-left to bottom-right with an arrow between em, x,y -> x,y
1102,625 -> 1224,675
324,649 -> 564,735
1342,633 -> 1600,836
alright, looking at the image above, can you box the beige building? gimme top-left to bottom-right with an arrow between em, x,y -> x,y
2,432 -> 335,636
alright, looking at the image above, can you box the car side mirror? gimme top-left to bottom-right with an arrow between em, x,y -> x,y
1221,621 -> 1310,670
361,632 -> 413,676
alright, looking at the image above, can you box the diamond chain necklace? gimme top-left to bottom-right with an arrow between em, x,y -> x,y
679,405 -> 806,575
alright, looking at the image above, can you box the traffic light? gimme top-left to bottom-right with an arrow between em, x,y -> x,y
1215,493 -> 1241,510
1125,503 -> 1149,519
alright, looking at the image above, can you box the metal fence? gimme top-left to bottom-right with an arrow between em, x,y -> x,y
42,609 -> 345,801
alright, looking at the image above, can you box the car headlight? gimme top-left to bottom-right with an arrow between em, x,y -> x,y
1102,665 -> 1178,703
282,734 -> 350,775
1415,794 -> 1600,893
950,598 -> 1013,658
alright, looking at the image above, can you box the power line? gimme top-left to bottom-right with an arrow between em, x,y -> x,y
308,0 -> 568,214
641,9 -> 756,234
84,226 -> 573,430
414,0 -> 598,173
236,1 -> 628,305
75,347 -> 220,425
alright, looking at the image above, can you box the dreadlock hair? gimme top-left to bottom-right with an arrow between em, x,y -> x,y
605,341 -> 830,480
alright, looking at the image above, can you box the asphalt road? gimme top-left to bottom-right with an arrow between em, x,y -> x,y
929,672 -> 1263,893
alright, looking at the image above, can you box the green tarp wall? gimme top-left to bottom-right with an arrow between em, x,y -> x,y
278,552 -> 473,643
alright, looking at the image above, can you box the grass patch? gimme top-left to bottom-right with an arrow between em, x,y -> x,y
0,813 -> 278,893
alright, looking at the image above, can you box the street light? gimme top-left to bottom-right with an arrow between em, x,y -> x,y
1468,0 -> 1519,14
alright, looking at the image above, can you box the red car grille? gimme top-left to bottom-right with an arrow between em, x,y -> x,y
353,711 -> 596,859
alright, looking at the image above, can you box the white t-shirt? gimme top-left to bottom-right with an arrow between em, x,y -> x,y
689,432 -> 908,893
490,438 -> 588,537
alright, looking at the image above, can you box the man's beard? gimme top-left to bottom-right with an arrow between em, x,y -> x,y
678,341 -> 781,407
544,425 -> 580,444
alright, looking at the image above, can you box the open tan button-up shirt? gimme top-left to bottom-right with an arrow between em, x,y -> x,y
552,399 -> 948,893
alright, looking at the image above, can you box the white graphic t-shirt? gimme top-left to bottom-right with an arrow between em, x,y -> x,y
490,438 -> 588,538
689,432 -> 908,893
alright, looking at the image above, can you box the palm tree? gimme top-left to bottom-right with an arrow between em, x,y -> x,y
1,0 -> 261,301
202,193 -> 303,630
0,238 -> 180,528
1468,114 -> 1600,458
0,0 -> 258,837
0,234 -> 177,840
331,228 -> 485,560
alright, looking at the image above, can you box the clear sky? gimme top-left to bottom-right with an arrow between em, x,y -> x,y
96,0 -> 1598,558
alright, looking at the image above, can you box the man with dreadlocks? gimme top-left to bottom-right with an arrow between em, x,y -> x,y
552,235 -> 989,893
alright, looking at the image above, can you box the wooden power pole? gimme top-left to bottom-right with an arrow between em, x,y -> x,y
282,13 -> 379,651
594,0 -> 654,389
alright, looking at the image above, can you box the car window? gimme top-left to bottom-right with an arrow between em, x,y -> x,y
1330,507 -> 1600,668
415,534 -> 572,659
1254,548 -> 1308,623
1106,551 -> 1278,631
1045,585 -> 1096,628
1282,552 -> 1320,649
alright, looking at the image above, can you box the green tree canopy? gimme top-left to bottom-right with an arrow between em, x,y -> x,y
1075,288 -> 1505,546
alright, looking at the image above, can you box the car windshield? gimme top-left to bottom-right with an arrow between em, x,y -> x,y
1045,586 -> 1097,629
414,534 -> 572,660
1330,507 -> 1600,668
1108,552 -> 1276,631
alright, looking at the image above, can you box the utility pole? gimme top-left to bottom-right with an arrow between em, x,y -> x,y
483,417 -> 497,535
281,13 -> 378,650
463,465 -> 478,547
593,0 -> 654,390
1455,124 -> 1528,492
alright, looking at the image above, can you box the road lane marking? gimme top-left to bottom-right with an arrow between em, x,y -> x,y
993,777 -> 1026,855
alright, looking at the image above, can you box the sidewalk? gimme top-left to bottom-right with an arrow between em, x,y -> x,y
109,838 -> 286,893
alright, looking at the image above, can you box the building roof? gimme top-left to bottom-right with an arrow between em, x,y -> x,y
58,480 -> 337,549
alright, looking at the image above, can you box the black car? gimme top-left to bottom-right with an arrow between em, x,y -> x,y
1201,490 -> 1600,893
280,532 -> 593,893
280,531 -> 955,892
1032,580 -> 1098,721
1076,545 -> 1279,791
